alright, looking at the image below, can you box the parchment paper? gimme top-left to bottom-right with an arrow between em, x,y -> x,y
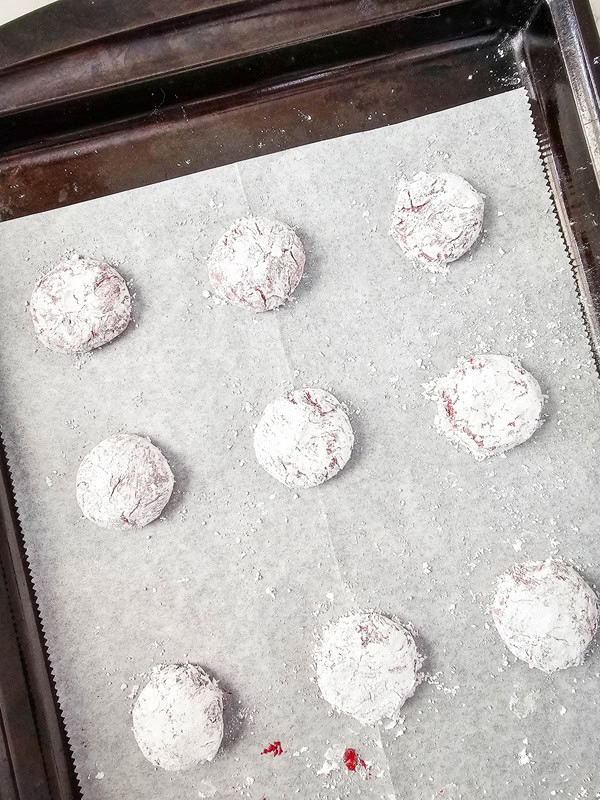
1,88 -> 600,800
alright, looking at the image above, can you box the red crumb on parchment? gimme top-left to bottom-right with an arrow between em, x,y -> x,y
262,741 -> 283,756
343,748 -> 367,772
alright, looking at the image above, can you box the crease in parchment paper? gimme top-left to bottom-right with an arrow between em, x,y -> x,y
235,154 -> 369,662
234,161 -> 362,613
234,158 -> 355,598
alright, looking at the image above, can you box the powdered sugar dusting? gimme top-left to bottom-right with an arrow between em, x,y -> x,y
30,253 -> 131,353
76,433 -> 174,530
509,686 -> 539,719
254,388 -> 354,488
132,664 -> 223,771
492,559 -> 600,673
427,354 -> 545,460
208,216 -> 305,311
315,611 -> 422,725
390,172 -> 484,272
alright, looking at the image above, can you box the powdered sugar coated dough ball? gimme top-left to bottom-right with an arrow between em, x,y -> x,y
132,664 -> 224,770
254,388 -> 354,488
208,216 -> 305,311
30,254 -> 131,353
430,354 -> 544,460
316,612 -> 422,725
390,172 -> 484,272
492,560 -> 600,673
76,434 -> 174,530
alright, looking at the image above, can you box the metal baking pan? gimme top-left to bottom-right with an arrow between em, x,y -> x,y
0,1 -> 599,798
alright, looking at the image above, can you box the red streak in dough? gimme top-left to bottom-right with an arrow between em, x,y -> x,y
441,389 -> 484,449
95,276 -> 112,288
262,741 -> 283,756
343,748 -> 367,772
304,391 -> 328,417
442,389 -> 455,421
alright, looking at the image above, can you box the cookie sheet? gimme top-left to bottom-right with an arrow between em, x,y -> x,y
1,88 -> 600,799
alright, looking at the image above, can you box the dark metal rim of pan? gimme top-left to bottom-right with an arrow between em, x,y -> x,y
0,1 -> 599,798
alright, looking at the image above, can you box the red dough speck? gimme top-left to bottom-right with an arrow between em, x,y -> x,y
343,748 -> 367,772
261,741 -> 283,757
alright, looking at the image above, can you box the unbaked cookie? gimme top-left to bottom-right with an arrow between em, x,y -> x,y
428,354 -> 544,460
254,388 -> 354,488
132,664 -> 223,770
76,434 -> 174,530
316,611 -> 422,725
390,172 -> 484,272
208,216 -> 305,311
492,559 -> 600,673
31,254 -> 131,353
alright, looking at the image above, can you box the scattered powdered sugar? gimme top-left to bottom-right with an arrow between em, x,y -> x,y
76,433 -> 174,530
208,216 -> 305,311
389,172 -> 484,272
132,663 -> 223,771
254,388 -> 354,488
508,686 -> 539,719
30,253 -> 131,353
315,611 -> 422,725
492,559 -> 600,673
197,780 -> 217,798
517,739 -> 533,766
426,354 -> 545,460
317,745 -> 344,775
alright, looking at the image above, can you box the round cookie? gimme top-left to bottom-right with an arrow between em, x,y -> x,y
208,216 -> 305,311
492,559 -> 600,673
132,664 -> 223,770
254,388 -> 354,488
31,254 -> 131,353
429,354 -> 544,460
76,434 -> 174,530
390,172 -> 484,271
316,611 -> 422,725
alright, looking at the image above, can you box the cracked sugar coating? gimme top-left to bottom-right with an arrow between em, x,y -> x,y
492,560 -> 600,673
254,388 -> 354,488
76,434 -> 174,530
30,254 -> 131,353
316,612 -> 422,725
208,216 -> 305,311
390,172 -> 484,272
429,354 -> 544,460
132,664 -> 224,770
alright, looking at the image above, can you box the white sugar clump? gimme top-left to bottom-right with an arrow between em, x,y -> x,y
316,611 -> 422,725
427,354 -> 544,460
132,664 -> 223,770
30,254 -> 131,353
492,559 -> 600,673
254,388 -> 354,488
76,434 -> 174,530
390,172 -> 484,272
208,216 -> 305,311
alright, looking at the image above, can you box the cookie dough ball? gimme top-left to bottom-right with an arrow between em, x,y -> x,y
492,560 -> 600,673
132,664 -> 223,770
390,172 -> 484,271
31,254 -> 131,353
429,354 -> 544,460
76,434 -> 174,530
254,388 -> 354,488
208,216 -> 305,311
316,612 -> 422,725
